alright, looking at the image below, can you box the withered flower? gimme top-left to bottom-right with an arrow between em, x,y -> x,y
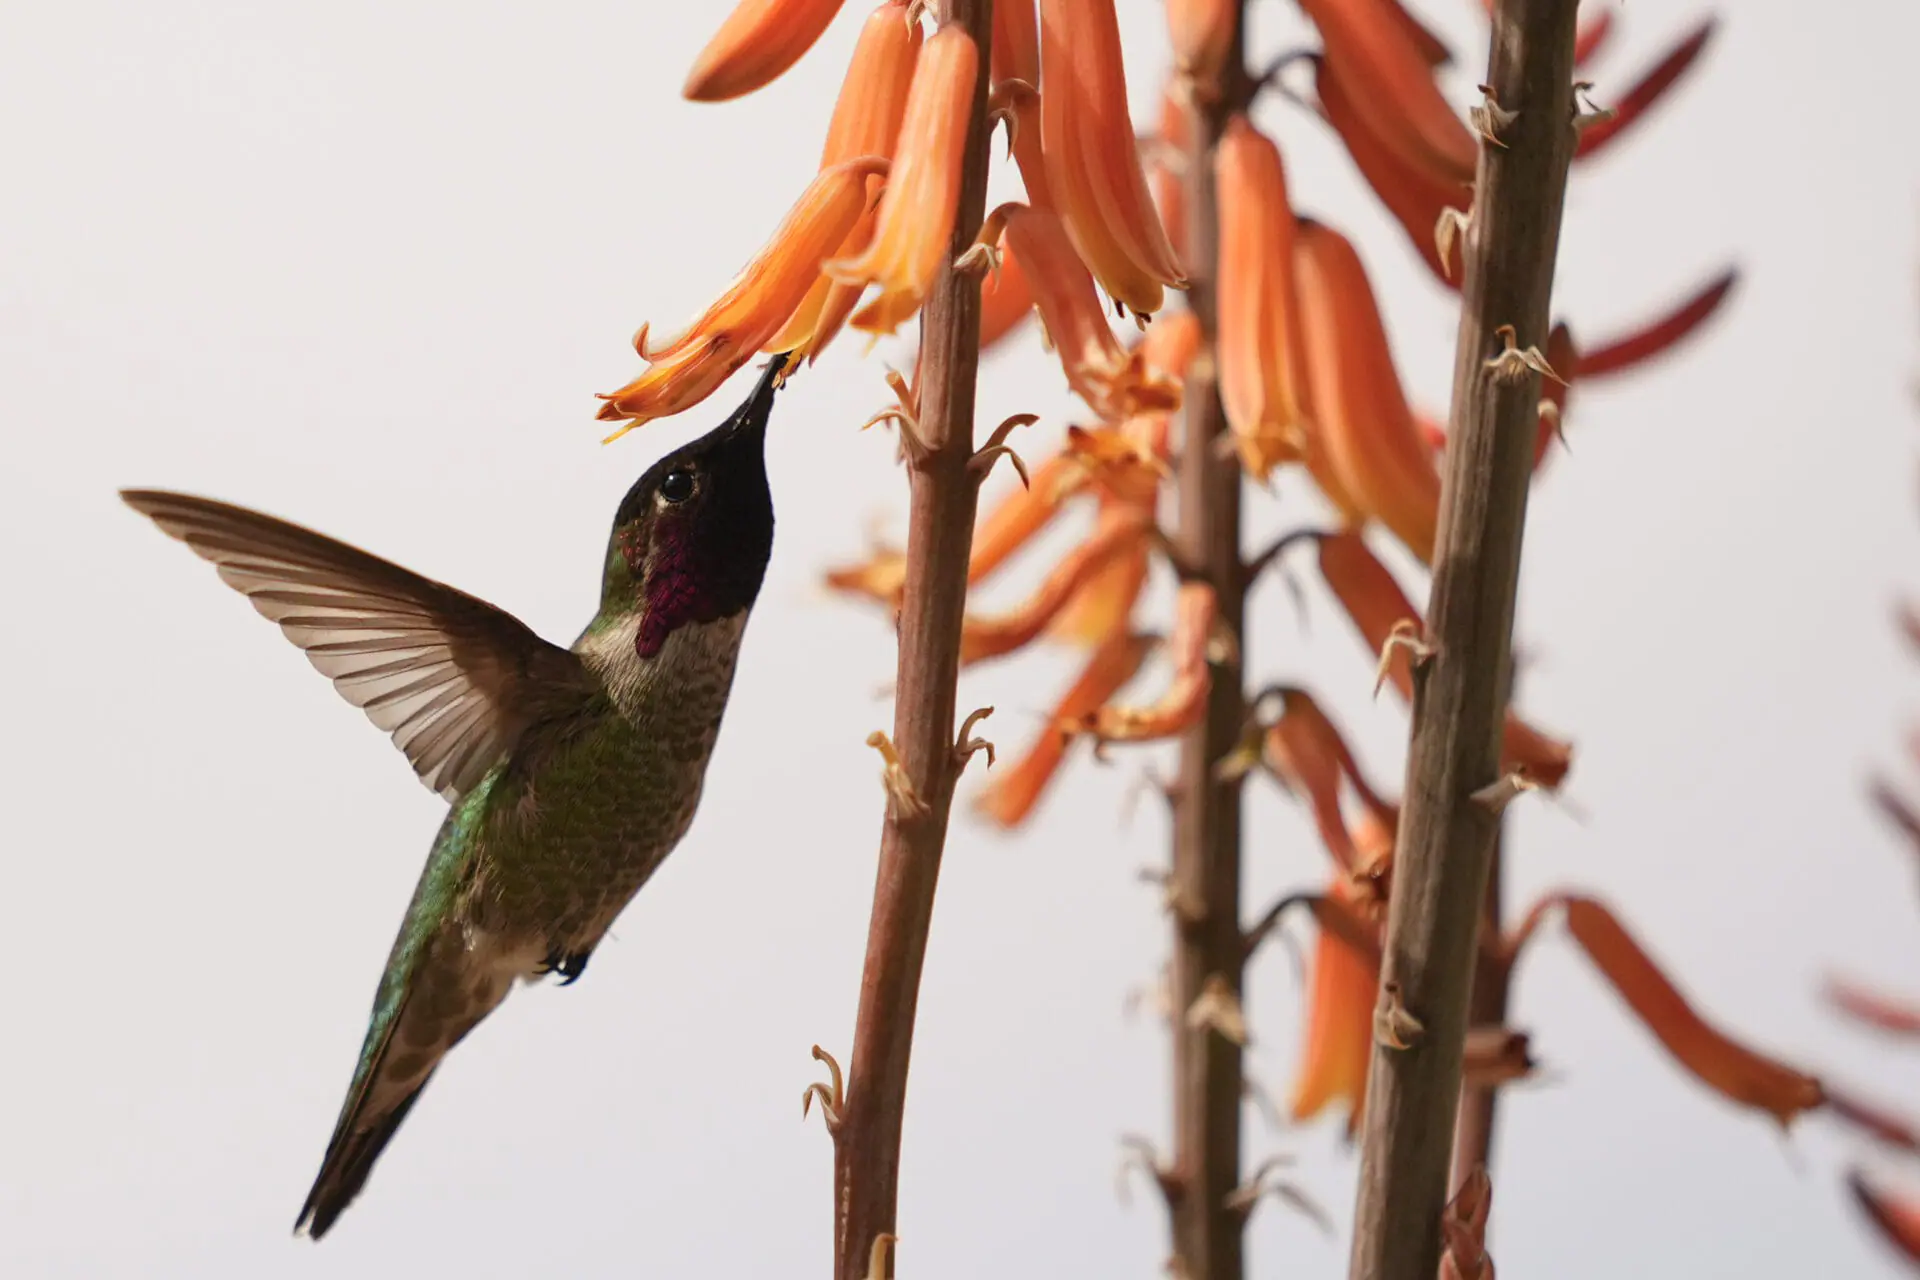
1215,116 -> 1310,481
1263,687 -> 1395,873
598,156 -> 888,435
1295,220 -> 1441,563
773,1 -> 924,363
1038,0 -> 1187,315
827,23 -> 979,336
1577,269 -> 1738,381
976,632 -> 1154,827
684,0 -> 849,103
990,202 -> 1183,420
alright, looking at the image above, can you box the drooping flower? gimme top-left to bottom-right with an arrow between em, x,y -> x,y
598,156 -> 888,435
1078,584 -> 1215,743
683,0 -> 850,103
978,239 -> 1036,352
959,508 -> 1149,665
1575,18 -> 1717,160
989,0 -> 1053,211
1289,877 -> 1381,1135
1577,269 -> 1738,381
1037,0 -> 1187,315
1297,0 -> 1477,186
1262,687 -> 1395,873
826,23 -> 979,336
1215,116 -> 1309,481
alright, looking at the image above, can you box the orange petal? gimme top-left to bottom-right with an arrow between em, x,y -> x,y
1215,116 -> 1309,482
1562,896 -> 1825,1126
1138,307 -> 1201,381
683,0 -> 848,103
1289,878 -> 1381,1135
969,449 -> 1079,584
960,508 -> 1149,664
1148,81 -> 1192,265
1316,532 -> 1573,787
828,24 -> 979,336
1576,18 -> 1716,161
1378,0 -> 1451,69
1298,0 -> 1477,185
1295,221 -> 1440,562
1574,5 -> 1615,69
1038,0 -> 1186,315
1062,421 -> 1168,505
990,1 -> 1054,213
599,158 -> 886,431
1166,0 -> 1236,86
996,202 -> 1182,419
824,543 -> 907,605
1264,687 -> 1394,872
975,632 -> 1154,826
979,238 -> 1036,352
1577,269 -> 1737,381
1315,54 -> 1468,288
1849,1172 -> 1920,1264
1079,583 -> 1213,742
1045,494 -> 1150,646
1826,976 -> 1920,1038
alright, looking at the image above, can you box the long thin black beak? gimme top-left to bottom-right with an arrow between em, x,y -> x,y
727,351 -> 791,441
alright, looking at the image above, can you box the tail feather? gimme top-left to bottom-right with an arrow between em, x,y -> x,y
295,1078 -> 432,1239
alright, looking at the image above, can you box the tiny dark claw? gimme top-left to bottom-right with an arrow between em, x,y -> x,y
554,951 -> 591,986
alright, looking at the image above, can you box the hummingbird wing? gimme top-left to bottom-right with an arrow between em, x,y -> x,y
122,489 -> 592,801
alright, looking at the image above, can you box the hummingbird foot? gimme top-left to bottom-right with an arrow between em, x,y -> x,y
953,706 -> 996,773
801,1044 -> 846,1133
540,947 -> 593,986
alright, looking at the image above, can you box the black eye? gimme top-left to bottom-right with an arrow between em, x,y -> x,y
659,468 -> 696,504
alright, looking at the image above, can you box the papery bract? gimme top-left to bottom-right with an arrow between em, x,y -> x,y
684,0 -> 848,102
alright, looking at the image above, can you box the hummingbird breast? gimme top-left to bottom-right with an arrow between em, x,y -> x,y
462,611 -> 752,956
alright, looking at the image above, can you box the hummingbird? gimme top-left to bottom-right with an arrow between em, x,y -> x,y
121,354 -> 790,1239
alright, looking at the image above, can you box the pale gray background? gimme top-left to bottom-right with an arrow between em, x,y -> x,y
5,1 -> 1918,1276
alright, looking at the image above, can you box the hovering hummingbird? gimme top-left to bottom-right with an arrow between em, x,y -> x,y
122,354 -> 790,1239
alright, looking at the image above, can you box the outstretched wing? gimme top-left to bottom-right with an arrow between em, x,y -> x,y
123,488 -> 591,801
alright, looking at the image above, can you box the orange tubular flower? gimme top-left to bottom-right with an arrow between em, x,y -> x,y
1295,221 -> 1441,563
683,0 -> 848,103
1298,0 -> 1477,186
1079,583 -> 1214,742
1215,117 -> 1309,482
772,1 -> 924,362
969,449 -> 1079,584
1264,688 -> 1394,872
1166,0 -> 1235,88
1578,269 -> 1738,381
978,239 -> 1036,352
977,632 -> 1154,826
1315,532 -> 1573,788
990,0 -> 1054,211
1561,897 -> 1825,1126
959,508 -> 1150,665
825,544 -> 906,606
1289,878 -> 1380,1135
1576,18 -> 1716,161
1038,0 -> 1186,315
1045,493 -> 1150,646
826,24 -> 979,336
1849,1173 -> 1920,1264
995,202 -> 1182,420
598,156 -> 887,435
1315,54 -> 1469,288
1148,82 -> 1192,265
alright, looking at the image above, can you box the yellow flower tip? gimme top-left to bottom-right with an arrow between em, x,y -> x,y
1039,0 -> 1186,315
683,0 -> 850,104
825,23 -> 978,333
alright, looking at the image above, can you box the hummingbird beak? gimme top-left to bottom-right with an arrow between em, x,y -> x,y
725,351 -> 791,442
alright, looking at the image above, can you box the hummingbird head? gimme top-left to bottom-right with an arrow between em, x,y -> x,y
603,354 -> 786,658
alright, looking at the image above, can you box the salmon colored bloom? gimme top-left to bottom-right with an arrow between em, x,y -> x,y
989,0 -> 1053,212
1298,0 -> 1477,185
1262,688 -> 1394,873
1289,877 -> 1380,1135
1295,221 -> 1441,563
990,202 -> 1183,420
683,0 -> 848,103
1315,532 -> 1573,788
1148,82 -> 1192,265
969,450 -> 1078,584
1560,896 -> 1825,1125
598,157 -> 887,436
1215,117 -> 1309,482
1166,0 -> 1235,89
1576,18 -> 1716,161
977,632 -> 1154,826
825,544 -> 906,606
1045,493 -> 1150,646
959,508 -> 1149,665
1315,53 -> 1469,287
1078,584 -> 1214,742
1138,307 -> 1202,380
826,24 -> 979,336
772,1 -> 924,362
1038,0 -> 1187,315
978,239 -> 1036,352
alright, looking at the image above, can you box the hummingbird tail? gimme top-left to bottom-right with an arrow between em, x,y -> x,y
295,1077 -> 431,1240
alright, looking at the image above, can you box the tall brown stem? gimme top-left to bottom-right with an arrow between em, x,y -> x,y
1168,19 -> 1251,1280
1347,4 -> 1579,1279
830,4 -> 995,1277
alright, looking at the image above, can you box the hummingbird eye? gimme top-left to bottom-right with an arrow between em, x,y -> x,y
658,468 -> 697,505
